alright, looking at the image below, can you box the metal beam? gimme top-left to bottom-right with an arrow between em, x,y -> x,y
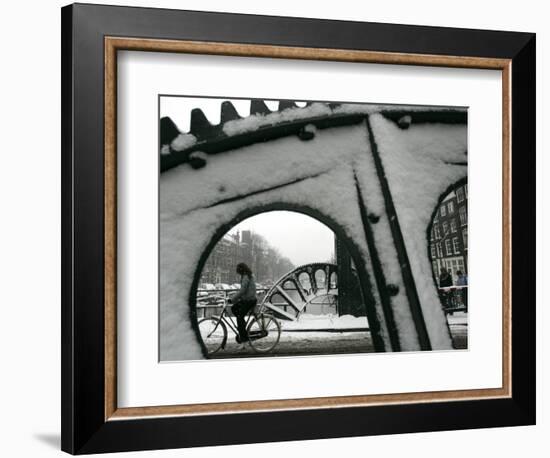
365,117 -> 432,351
354,172 -> 401,352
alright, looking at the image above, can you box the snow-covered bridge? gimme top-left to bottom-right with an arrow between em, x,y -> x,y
159,99 -> 467,361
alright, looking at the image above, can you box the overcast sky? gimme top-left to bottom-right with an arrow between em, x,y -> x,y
228,211 -> 335,267
161,96 -> 335,266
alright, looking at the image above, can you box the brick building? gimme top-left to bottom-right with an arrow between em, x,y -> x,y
429,182 -> 468,286
201,233 -> 240,285
201,229 -> 294,286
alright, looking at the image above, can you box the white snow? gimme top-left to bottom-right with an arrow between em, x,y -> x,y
188,150 -> 208,162
354,143 -> 419,350
170,133 -> 197,151
222,102 -> 465,137
281,313 -> 368,331
333,103 -> 465,116
398,115 -> 412,126
303,123 -> 317,134
222,102 -> 332,136
447,312 -> 468,326
162,124 -> 365,216
280,330 -> 367,342
442,190 -> 456,202
368,114 -> 467,350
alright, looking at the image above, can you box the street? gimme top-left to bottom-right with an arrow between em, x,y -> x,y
209,321 -> 467,359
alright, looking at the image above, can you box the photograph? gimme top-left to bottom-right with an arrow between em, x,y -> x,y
56,3 -> 537,453
0,0 -> 544,456
159,96 -> 469,361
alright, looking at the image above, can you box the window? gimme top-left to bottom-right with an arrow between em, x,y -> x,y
446,258 -> 465,277
456,187 -> 463,203
456,186 -> 465,203
447,201 -> 454,214
452,237 -> 460,254
440,205 -> 446,217
442,221 -> 448,235
450,219 -> 457,233
436,243 -> 443,258
430,244 -> 436,258
459,206 -> 467,225
445,239 -> 452,256
462,228 -> 468,249
434,224 -> 441,239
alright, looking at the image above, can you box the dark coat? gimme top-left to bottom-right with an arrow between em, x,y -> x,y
439,272 -> 453,287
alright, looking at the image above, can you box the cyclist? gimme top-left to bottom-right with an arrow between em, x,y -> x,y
228,262 -> 257,343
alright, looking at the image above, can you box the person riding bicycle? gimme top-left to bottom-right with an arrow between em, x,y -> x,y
227,262 -> 257,343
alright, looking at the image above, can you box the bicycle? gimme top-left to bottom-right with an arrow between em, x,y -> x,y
197,299 -> 281,355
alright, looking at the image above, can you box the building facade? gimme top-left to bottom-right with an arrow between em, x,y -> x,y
429,182 -> 468,286
201,230 -> 295,287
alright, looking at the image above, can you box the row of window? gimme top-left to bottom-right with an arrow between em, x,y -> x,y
432,218 -> 467,240
432,257 -> 466,279
432,213 -> 467,240
438,185 -> 467,218
440,200 -> 454,217
430,229 -> 467,258
459,206 -> 467,225
456,184 -> 468,203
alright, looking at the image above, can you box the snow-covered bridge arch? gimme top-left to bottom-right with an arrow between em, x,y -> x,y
159,100 -> 467,361
188,204 -> 380,356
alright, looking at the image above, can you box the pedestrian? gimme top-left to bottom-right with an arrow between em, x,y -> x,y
228,262 -> 257,343
439,267 -> 453,287
456,270 -> 468,311
456,270 -> 468,286
438,267 -> 453,310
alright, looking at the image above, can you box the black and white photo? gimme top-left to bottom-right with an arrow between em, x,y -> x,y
159,96 -> 469,361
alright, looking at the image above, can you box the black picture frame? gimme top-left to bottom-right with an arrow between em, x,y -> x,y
61,3 -> 535,454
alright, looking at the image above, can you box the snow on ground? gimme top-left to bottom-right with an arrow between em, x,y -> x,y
446,312 -> 468,326
281,313 -> 368,331
280,330 -> 367,342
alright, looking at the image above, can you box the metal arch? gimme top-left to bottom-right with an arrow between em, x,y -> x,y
260,262 -> 340,321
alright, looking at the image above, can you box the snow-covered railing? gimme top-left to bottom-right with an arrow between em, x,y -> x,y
196,287 -> 270,295
437,286 -> 468,313
196,288 -> 269,319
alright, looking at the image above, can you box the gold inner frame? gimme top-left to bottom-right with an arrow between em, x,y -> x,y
104,36 -> 512,421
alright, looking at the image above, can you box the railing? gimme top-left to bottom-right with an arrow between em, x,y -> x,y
438,285 -> 468,313
197,286 -> 468,318
196,288 -> 268,319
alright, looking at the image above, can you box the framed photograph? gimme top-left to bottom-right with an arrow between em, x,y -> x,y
61,3 -> 536,454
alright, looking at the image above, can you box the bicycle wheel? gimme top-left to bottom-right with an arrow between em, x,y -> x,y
198,317 -> 227,355
247,313 -> 281,353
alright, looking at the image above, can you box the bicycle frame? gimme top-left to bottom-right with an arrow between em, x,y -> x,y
209,301 -> 259,340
